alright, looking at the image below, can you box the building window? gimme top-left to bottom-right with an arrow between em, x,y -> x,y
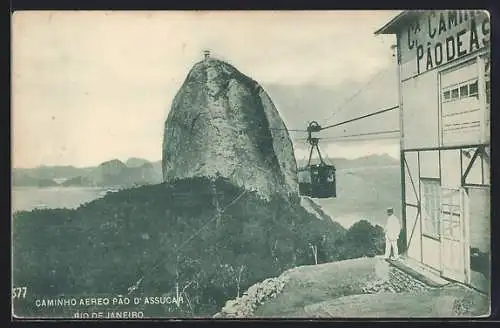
442,79 -> 479,104
421,179 -> 441,238
469,81 -> 478,96
460,85 -> 469,98
440,188 -> 462,240
443,90 -> 451,101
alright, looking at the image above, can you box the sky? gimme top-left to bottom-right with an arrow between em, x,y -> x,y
12,10 -> 401,168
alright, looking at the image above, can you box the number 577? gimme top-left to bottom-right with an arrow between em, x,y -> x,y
12,287 -> 27,299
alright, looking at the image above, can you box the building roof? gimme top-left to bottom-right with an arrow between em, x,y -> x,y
374,10 -> 422,35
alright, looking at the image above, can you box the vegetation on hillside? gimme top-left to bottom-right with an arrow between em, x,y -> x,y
13,176 -> 387,317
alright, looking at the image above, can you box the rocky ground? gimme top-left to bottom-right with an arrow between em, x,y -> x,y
213,275 -> 290,318
215,256 -> 489,318
361,262 -> 430,294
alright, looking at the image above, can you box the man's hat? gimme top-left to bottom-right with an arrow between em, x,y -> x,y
386,207 -> 394,213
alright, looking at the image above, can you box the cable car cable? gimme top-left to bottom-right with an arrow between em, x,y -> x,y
222,128 -> 399,145
296,129 -> 400,140
319,135 -> 400,142
269,102 -> 398,134
309,136 -> 400,143
295,137 -> 399,143
296,133 -> 400,141
318,105 -> 399,131
316,129 -> 400,139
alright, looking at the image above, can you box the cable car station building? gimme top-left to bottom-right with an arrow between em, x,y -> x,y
375,10 -> 490,292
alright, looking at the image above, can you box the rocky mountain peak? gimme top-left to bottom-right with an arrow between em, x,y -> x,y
162,57 -> 299,202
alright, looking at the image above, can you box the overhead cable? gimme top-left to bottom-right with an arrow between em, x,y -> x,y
319,105 -> 399,131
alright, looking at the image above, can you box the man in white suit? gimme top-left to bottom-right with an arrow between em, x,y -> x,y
384,207 -> 401,260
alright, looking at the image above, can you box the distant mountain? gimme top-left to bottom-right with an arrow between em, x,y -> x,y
13,153 -> 397,188
13,158 -> 163,188
12,173 -> 59,188
133,159 -> 163,181
126,162 -> 161,185
61,159 -> 161,188
347,154 -> 399,168
13,165 -> 94,181
151,160 -> 162,177
84,159 -> 128,186
61,176 -> 86,187
125,157 -> 151,168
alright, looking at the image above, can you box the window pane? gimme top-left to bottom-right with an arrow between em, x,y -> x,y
451,88 -> 459,99
460,85 -> 469,97
444,90 -> 450,100
422,180 -> 441,237
469,81 -> 478,95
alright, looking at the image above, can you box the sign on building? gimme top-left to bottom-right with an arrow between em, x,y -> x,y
399,10 -> 490,80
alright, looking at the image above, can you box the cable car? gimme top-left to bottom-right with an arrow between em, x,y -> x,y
298,121 -> 337,198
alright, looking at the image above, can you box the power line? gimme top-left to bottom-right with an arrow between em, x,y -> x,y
324,136 -> 400,142
319,105 -> 399,131
294,130 -> 400,143
186,105 -> 398,143
295,136 -> 400,143
320,129 -> 400,139
229,127 -> 399,144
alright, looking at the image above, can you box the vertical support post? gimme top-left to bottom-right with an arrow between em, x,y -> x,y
396,35 -> 408,254
462,187 -> 471,284
437,63 -> 443,147
400,151 -> 407,255
418,151 -> 423,262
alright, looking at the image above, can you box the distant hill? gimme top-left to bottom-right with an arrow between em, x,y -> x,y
61,159 -> 161,188
85,159 -> 128,186
12,165 -> 94,181
152,160 -> 162,177
60,176 -> 86,187
11,172 -> 59,188
341,154 -> 399,168
13,158 -> 162,188
13,154 -> 396,188
125,157 -> 152,168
